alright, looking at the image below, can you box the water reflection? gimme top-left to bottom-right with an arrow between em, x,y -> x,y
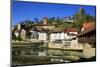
13,48 -> 82,65
12,43 -> 83,66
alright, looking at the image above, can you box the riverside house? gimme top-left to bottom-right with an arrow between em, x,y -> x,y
77,22 -> 96,58
48,28 -> 82,50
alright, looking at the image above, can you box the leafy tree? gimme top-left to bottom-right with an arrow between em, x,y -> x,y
73,8 -> 95,29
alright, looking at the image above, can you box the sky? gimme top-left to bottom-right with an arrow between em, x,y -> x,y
12,0 -> 96,25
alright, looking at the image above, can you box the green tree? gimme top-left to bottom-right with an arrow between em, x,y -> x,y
73,8 -> 95,29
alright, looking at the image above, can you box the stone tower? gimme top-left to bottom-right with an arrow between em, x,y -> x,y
43,17 -> 48,24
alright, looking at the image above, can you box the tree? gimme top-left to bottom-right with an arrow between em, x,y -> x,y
73,8 -> 95,29
20,20 -> 34,29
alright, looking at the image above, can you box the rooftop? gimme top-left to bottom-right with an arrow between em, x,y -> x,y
65,28 -> 78,32
82,22 -> 95,30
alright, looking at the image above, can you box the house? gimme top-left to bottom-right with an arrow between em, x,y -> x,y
48,28 -> 81,50
62,17 -> 73,23
78,22 -> 96,45
29,27 -> 38,39
65,27 -> 78,38
77,22 -> 96,58
20,29 -> 26,40
49,28 -> 65,42
64,28 -> 79,49
38,32 -> 47,41
14,30 -> 20,38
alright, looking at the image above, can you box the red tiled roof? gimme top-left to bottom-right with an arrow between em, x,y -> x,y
65,28 -> 78,32
78,26 -> 96,37
82,22 -> 95,30
78,22 -> 96,36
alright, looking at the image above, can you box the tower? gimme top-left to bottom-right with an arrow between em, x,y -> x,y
17,24 -> 21,30
43,17 -> 48,24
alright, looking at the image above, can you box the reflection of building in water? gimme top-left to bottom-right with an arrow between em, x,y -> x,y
12,41 -> 48,63
77,22 -> 96,58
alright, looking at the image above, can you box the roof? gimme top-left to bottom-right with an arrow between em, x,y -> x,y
82,22 -> 95,30
77,27 -> 96,37
78,22 -> 96,37
65,28 -> 78,32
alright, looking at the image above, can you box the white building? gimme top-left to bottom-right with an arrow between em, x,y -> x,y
38,32 -> 47,41
14,30 -> 20,38
62,17 -> 73,23
50,32 -> 69,42
20,29 -> 26,40
48,28 -> 81,49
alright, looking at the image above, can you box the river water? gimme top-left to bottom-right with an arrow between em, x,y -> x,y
12,42 -> 84,66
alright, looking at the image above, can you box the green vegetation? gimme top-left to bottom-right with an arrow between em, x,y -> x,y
73,8 -> 95,29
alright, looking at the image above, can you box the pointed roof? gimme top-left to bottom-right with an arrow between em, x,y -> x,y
82,22 -> 95,30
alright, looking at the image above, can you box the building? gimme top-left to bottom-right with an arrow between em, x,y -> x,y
65,28 -> 78,38
36,17 -> 55,30
20,29 -> 26,40
29,27 -> 38,39
77,22 -> 96,58
48,28 -> 81,50
62,17 -> 73,23
49,28 -> 65,42
14,30 -> 20,38
64,28 -> 80,49
38,32 -> 47,41
43,17 -> 48,24
78,22 -> 96,45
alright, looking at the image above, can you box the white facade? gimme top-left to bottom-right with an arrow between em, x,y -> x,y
14,32 -> 19,37
20,29 -> 26,40
50,32 -> 77,42
38,32 -> 47,41
50,33 -> 68,42
49,32 -> 79,49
